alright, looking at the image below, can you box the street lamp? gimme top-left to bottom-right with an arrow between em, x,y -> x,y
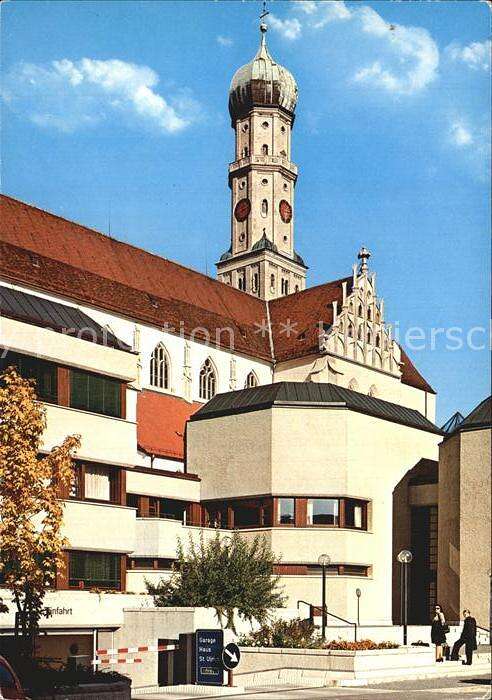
355,588 -> 362,640
318,554 -> 331,641
397,549 -> 413,646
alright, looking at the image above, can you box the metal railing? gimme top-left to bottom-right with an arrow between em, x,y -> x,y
297,600 -> 358,641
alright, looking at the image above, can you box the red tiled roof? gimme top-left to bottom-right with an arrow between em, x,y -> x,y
270,277 -> 351,362
0,194 -> 434,393
137,389 -> 201,459
399,347 -> 435,394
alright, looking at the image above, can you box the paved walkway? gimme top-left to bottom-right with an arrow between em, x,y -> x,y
133,674 -> 491,700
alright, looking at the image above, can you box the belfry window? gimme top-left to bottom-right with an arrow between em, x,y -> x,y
242,146 -> 249,157
199,358 -> 217,400
367,330 -> 372,344
150,343 -> 170,390
348,323 -> 354,339
270,274 -> 276,292
376,334 -> 381,348
358,304 -> 363,317
252,272 -> 259,293
367,307 -> 372,321
261,199 -> 268,217
245,371 -> 259,388
261,144 -> 269,155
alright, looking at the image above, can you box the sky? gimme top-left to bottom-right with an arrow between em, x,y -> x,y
1,0 -> 490,423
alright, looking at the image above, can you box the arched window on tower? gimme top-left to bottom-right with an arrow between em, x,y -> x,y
348,323 -> 354,339
242,146 -> 249,157
262,144 -> 269,155
358,304 -> 363,317
357,325 -> 363,341
199,358 -> 217,400
376,333 -> 381,348
270,274 -> 276,292
367,330 -> 372,345
367,307 -> 372,321
261,199 -> 268,217
150,343 -> 170,390
245,371 -> 259,388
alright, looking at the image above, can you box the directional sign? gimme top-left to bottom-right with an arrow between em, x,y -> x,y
195,629 -> 224,686
222,642 -> 241,670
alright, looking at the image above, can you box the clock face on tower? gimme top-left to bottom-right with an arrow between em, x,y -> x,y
279,200 -> 292,223
234,198 -> 251,222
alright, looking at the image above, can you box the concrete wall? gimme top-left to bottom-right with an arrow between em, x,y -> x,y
42,404 -> 138,467
126,470 -> 200,501
187,410 -> 273,499
62,501 -> 136,554
460,428 -> 491,629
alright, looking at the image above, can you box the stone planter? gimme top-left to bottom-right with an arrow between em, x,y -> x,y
236,645 -> 436,685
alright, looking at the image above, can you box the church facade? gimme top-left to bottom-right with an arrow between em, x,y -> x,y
1,20 -> 487,678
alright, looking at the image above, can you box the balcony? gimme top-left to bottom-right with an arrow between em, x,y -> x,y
43,403 -> 138,467
229,154 -> 297,176
134,519 -> 225,559
62,500 -> 136,553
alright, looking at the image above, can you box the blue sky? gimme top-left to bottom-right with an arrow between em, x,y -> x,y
1,0 -> 490,423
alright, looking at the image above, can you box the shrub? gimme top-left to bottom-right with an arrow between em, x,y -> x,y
239,618 -> 322,649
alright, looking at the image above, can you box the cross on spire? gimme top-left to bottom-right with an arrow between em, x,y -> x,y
260,0 -> 269,21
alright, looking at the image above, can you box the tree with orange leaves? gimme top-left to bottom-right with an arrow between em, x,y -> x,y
0,366 -> 80,659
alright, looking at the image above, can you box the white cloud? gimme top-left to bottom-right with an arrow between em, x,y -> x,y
354,6 -> 439,95
312,1 -> 352,28
449,120 -> 473,147
1,58 -> 200,134
217,35 -> 233,47
447,40 -> 491,71
268,14 -> 302,41
292,1 -> 318,15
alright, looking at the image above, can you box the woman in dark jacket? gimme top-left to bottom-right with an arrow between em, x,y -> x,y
431,604 -> 447,662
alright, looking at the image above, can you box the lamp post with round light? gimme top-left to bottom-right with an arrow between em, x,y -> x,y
318,554 -> 331,641
355,588 -> 362,640
397,549 -> 413,646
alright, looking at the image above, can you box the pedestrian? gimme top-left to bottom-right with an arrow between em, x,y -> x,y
431,604 -> 448,662
451,609 -> 477,665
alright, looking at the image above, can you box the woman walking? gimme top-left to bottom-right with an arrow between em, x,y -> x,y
431,604 -> 447,662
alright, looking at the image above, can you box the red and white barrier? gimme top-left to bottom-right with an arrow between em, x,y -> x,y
92,643 -> 176,665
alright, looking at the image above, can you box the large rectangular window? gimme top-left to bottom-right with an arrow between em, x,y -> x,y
0,351 -> 57,403
70,369 -> 122,417
307,498 -> 339,526
278,498 -> 295,525
69,551 -> 121,590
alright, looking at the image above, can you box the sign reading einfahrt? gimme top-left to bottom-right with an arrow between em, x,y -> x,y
195,629 -> 224,685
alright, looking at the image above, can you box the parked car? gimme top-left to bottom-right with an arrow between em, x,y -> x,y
0,656 -> 26,699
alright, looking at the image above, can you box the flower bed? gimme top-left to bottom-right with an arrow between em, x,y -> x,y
239,618 -> 399,650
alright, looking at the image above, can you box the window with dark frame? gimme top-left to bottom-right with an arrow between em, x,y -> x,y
307,498 -> 339,526
69,551 -> 121,590
278,498 -> 295,525
0,351 -> 58,403
70,369 -> 122,418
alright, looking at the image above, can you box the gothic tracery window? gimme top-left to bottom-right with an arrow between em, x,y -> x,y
150,343 -> 170,390
245,371 -> 259,388
199,358 -> 217,400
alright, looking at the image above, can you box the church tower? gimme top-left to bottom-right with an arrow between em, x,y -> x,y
216,20 -> 307,300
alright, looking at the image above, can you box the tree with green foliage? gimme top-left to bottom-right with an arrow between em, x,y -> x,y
147,531 -> 285,630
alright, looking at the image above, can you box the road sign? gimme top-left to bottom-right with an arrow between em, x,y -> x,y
195,629 -> 224,685
222,642 -> 241,670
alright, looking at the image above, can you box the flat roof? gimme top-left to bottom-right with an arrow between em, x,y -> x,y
191,381 -> 442,434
